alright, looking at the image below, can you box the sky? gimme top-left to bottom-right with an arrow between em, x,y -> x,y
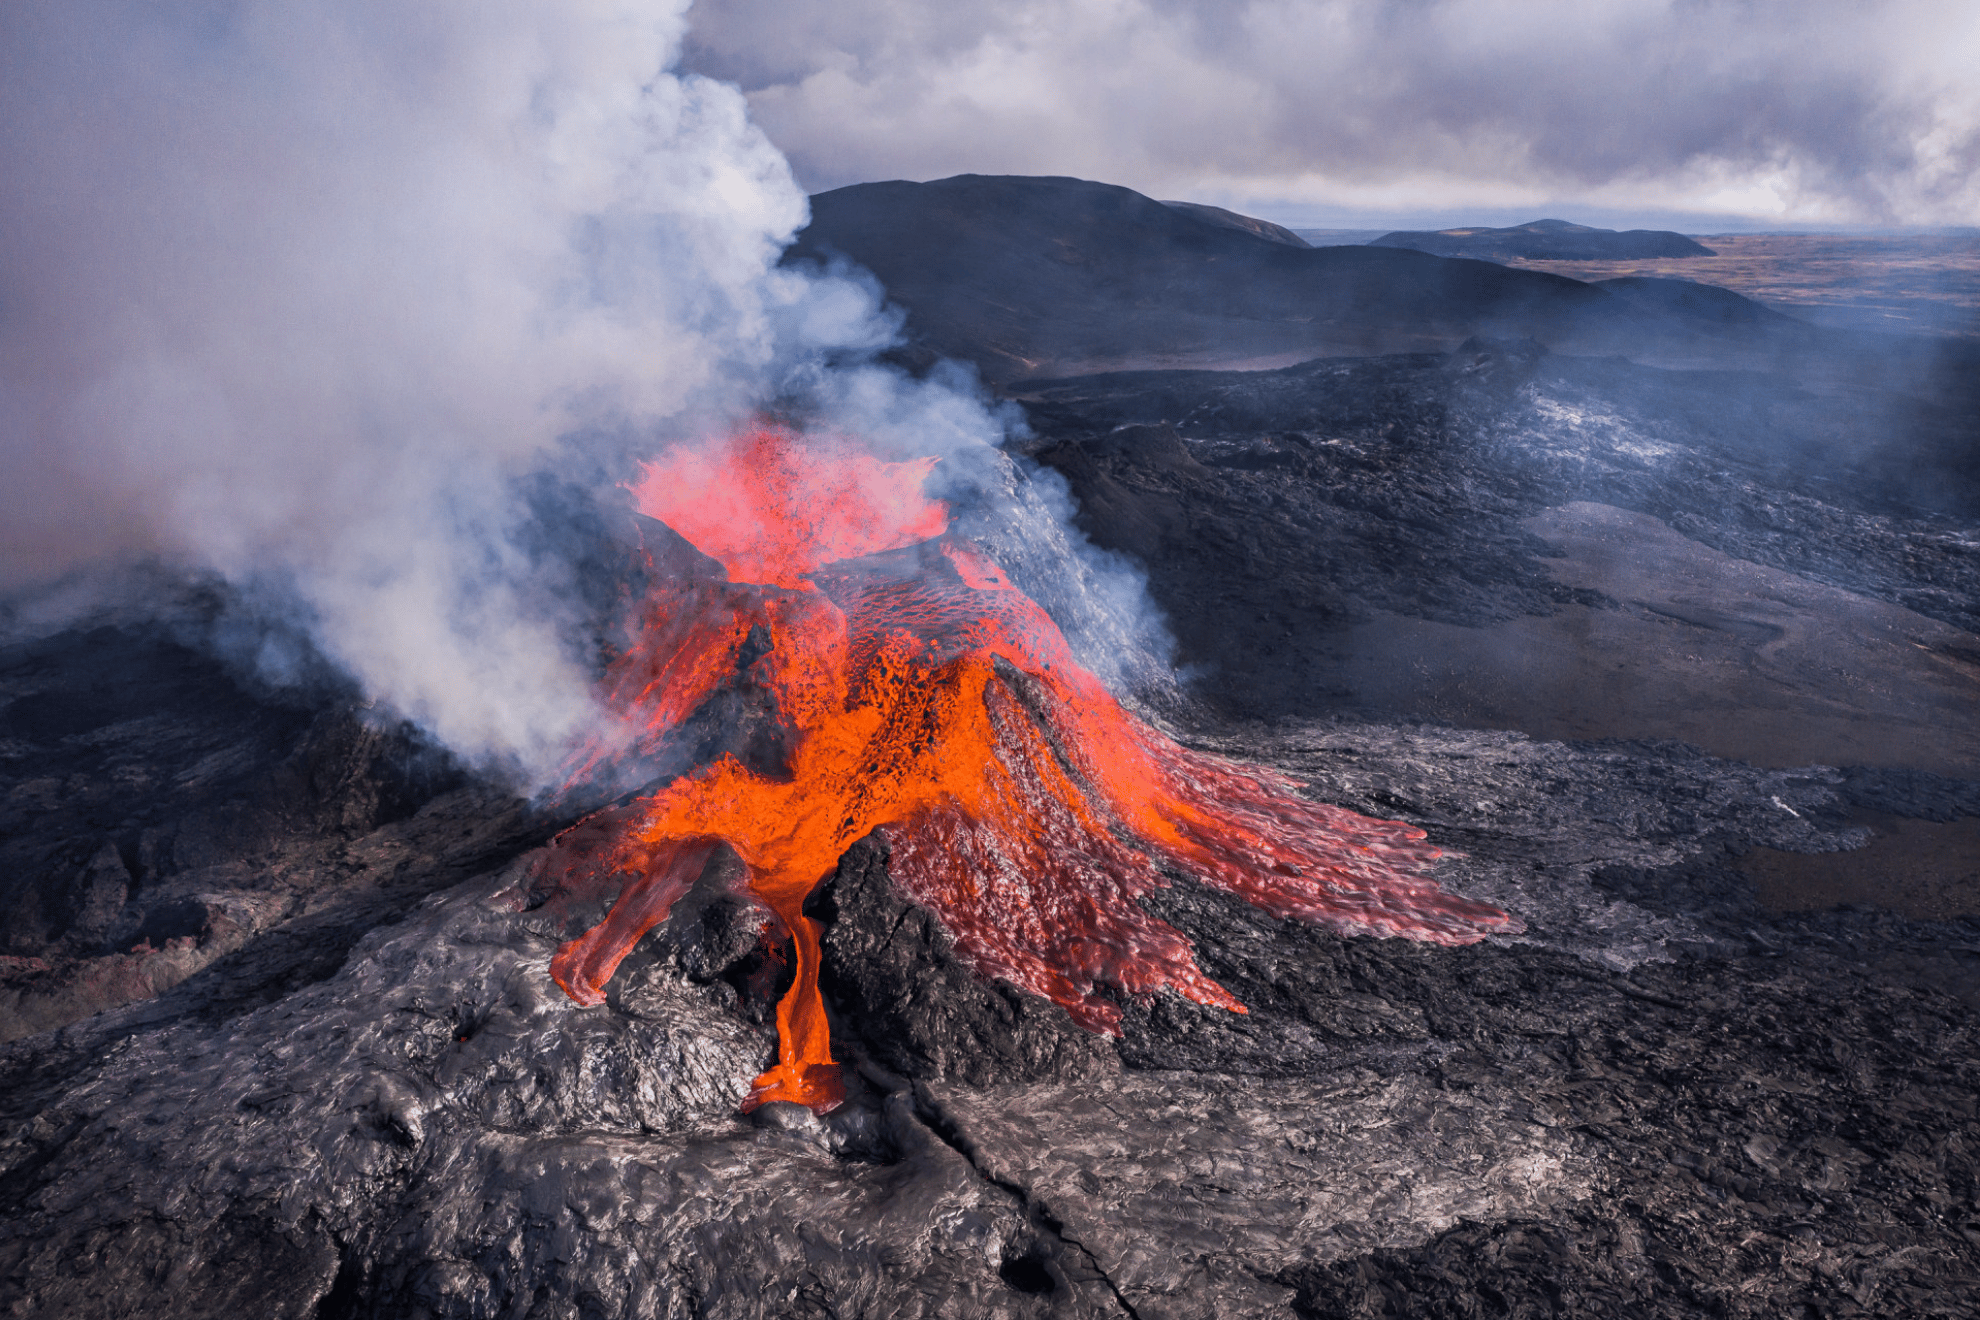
680,0 -> 1980,232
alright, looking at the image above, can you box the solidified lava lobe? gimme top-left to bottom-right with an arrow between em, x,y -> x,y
543,426 -> 1517,1113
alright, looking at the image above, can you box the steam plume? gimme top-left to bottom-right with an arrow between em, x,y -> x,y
0,1 -> 1154,782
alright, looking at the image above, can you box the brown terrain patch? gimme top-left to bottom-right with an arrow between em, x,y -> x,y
1742,813 -> 1980,921
1503,232 -> 1980,339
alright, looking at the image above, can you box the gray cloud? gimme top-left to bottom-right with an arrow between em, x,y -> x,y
681,0 -> 1980,226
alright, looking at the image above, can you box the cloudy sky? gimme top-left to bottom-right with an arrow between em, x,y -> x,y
681,0 -> 1980,231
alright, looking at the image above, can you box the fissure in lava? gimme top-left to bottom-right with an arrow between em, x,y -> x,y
538,427 -> 1517,1113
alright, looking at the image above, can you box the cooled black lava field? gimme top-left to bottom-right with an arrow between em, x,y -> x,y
4,183 -> 1979,1318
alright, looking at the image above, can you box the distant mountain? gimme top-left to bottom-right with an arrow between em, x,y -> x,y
1293,228 -> 1390,246
1371,219 -> 1715,261
787,175 -> 1795,383
1159,201 -> 1310,247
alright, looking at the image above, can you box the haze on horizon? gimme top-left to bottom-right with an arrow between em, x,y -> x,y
681,0 -> 1980,234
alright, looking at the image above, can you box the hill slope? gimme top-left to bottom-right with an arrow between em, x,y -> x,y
787,176 -> 1784,383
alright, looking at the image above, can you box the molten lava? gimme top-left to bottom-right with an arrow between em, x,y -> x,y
543,426 -> 1516,1113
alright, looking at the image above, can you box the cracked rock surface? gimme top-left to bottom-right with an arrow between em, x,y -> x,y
6,663 -> 1976,1316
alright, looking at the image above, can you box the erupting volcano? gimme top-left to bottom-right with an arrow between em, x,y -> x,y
538,427 -> 1516,1113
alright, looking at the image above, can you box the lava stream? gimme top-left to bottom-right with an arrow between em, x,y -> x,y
540,426 -> 1518,1113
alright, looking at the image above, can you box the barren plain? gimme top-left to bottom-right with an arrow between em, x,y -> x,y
1505,232 -> 1980,339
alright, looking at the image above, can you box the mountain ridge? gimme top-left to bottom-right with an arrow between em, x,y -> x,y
787,174 -> 1800,383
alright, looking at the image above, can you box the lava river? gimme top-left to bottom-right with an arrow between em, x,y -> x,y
539,427 -> 1518,1112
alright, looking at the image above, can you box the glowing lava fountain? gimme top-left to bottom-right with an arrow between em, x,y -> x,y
540,427 -> 1517,1112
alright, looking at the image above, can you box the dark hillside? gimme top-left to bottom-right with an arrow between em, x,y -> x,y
788,176 -> 1776,382
1159,199 -> 1311,247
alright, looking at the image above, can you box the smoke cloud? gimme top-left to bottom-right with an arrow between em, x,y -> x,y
0,3 -> 964,779
681,0 -> 1980,228
0,0 -> 1171,784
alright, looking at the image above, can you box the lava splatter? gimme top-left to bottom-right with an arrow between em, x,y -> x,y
541,426 -> 1516,1112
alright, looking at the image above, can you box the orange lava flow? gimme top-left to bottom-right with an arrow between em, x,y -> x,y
544,426 -> 1518,1113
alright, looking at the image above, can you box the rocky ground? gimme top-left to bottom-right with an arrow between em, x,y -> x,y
2,651 -> 1977,1318
1019,341 -> 1980,754
3,324 -> 1979,1315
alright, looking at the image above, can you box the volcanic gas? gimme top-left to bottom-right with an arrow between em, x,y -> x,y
538,427 -> 1516,1113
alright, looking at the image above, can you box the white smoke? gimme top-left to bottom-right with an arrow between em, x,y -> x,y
0,0 -> 1175,782
0,1 -> 934,778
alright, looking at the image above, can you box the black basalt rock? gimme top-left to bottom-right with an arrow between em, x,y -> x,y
810,833 -> 1118,1088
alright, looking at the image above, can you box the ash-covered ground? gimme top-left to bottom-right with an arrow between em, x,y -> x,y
5,256 -> 1980,1312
